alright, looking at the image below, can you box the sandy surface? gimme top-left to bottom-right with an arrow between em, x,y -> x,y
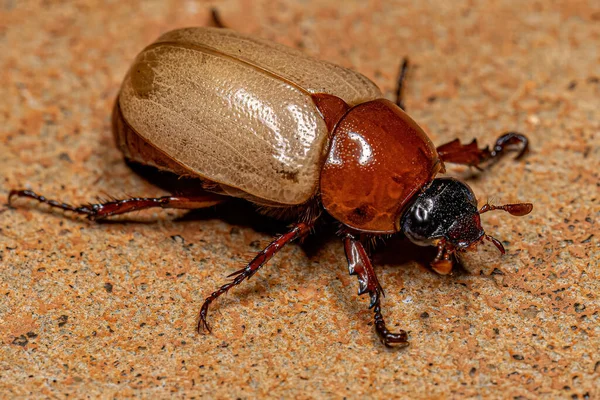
1,0 -> 598,398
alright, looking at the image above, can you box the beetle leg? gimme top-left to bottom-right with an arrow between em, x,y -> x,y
343,234 -> 409,347
394,57 -> 410,111
436,132 -> 529,168
198,222 -> 312,333
7,189 -> 226,220
430,239 -> 454,275
210,8 -> 226,28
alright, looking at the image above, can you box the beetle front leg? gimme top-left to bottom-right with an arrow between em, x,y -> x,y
8,190 -> 226,220
343,234 -> 409,347
436,132 -> 529,169
198,222 -> 312,333
430,239 -> 455,275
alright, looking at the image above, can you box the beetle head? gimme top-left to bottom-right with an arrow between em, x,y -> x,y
400,177 -> 532,255
400,178 -> 483,249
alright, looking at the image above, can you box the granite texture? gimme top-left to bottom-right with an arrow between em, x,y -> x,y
1,0 -> 598,398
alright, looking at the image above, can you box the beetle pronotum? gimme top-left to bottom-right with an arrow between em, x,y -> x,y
9,14 -> 532,347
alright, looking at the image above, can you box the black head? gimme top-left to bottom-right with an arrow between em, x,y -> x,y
399,177 -> 484,250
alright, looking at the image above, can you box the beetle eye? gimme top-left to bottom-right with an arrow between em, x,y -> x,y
414,198 -> 434,222
415,205 -> 427,222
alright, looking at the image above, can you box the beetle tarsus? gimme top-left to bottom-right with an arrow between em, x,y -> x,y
8,189 -> 96,217
198,222 -> 312,334
374,303 -> 409,347
491,132 -> 529,160
343,234 -> 408,347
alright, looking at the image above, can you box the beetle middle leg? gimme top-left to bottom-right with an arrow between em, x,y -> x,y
436,132 -> 529,169
198,222 -> 313,333
343,233 -> 409,347
8,190 -> 226,220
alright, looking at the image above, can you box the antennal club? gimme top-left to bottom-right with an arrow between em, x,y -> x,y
479,202 -> 533,216
478,202 -> 531,254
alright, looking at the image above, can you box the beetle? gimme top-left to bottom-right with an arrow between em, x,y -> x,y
8,18 -> 533,347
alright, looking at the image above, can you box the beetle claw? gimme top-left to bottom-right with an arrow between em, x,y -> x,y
381,331 -> 410,347
492,131 -> 529,160
199,321 -> 211,334
373,303 -> 409,347
198,308 -> 212,333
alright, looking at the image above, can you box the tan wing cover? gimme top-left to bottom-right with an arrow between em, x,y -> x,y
118,27 -> 382,205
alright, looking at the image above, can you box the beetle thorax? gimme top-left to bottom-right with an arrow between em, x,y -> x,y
319,99 -> 442,233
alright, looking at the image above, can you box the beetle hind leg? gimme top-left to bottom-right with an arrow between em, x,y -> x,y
8,189 -> 226,220
343,234 -> 409,347
436,132 -> 529,169
198,222 -> 312,333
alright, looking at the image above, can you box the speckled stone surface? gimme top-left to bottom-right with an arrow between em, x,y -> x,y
1,1 -> 599,398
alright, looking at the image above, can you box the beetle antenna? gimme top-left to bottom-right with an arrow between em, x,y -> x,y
479,202 -> 533,217
485,234 -> 506,254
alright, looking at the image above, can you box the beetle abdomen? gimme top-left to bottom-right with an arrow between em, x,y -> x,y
116,28 -> 381,205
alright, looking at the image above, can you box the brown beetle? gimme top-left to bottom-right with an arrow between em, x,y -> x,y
9,19 -> 532,346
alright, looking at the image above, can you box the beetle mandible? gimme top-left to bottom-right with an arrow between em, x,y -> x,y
9,14 -> 533,347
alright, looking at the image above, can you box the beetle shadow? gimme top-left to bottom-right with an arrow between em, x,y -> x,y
128,165 -> 475,344
373,236 -> 473,277
122,162 -> 283,231
129,162 -> 445,264
179,202 -> 342,279
129,163 -> 468,281
127,163 -> 334,239
371,236 -> 437,268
